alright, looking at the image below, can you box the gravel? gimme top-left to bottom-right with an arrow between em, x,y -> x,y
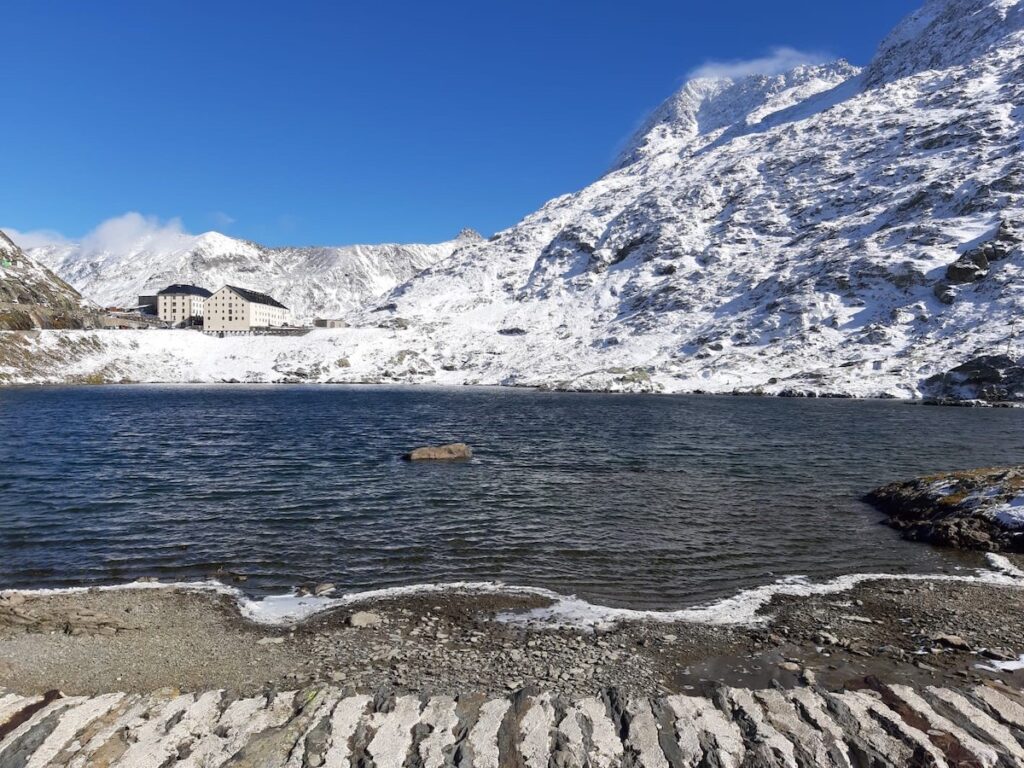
2,569 -> 1024,697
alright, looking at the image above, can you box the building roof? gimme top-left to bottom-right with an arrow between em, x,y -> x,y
223,285 -> 288,310
157,284 -> 212,298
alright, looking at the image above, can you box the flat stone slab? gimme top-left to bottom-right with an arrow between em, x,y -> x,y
3,682 -> 1024,767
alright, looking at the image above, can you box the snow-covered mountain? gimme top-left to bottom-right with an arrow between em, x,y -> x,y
5,0 -> 1023,396
333,0 -> 1024,395
27,229 -> 482,321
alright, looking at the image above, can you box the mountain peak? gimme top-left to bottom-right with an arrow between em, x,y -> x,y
614,60 -> 859,169
190,231 -> 261,257
863,0 -> 1023,88
455,228 -> 484,242
614,60 -> 864,169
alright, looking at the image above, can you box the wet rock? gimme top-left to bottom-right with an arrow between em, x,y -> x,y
865,465 -> 1024,551
404,443 -> 473,461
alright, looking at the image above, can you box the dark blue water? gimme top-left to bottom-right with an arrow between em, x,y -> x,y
1,385 -> 1022,609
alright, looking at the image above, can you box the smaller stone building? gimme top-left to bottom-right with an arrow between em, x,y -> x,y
157,285 -> 212,327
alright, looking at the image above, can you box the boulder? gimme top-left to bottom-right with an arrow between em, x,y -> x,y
347,610 -> 383,628
932,281 -> 957,304
945,259 -> 987,284
932,634 -> 971,650
404,443 -> 473,461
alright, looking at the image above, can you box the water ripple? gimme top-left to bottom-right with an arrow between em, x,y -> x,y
1,385 -> 1022,609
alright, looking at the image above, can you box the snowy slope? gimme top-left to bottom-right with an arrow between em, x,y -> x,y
335,0 -> 1024,396
28,229 -> 482,321
5,0 -> 1024,395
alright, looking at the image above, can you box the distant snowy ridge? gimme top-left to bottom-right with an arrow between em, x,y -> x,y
4,0 -> 1024,396
26,228 -> 482,321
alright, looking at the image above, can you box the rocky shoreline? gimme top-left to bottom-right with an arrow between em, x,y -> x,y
866,466 -> 1024,551
3,572 -> 1024,699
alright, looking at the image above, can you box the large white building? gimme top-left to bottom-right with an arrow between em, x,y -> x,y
157,284 -> 212,327
204,285 -> 289,332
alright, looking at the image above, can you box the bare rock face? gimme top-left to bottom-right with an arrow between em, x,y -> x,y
922,355 -> 1024,402
404,443 -> 473,461
865,466 -> 1024,551
945,258 -> 988,284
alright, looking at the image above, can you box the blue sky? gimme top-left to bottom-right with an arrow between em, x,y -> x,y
3,1 -> 918,247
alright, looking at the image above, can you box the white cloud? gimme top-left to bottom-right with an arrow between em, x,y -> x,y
4,227 -> 70,250
210,211 -> 236,228
80,212 -> 190,254
7,213 -> 194,254
688,46 -> 830,81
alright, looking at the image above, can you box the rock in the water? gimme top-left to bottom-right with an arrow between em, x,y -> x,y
404,443 -> 473,461
348,610 -> 383,628
865,466 -> 1024,551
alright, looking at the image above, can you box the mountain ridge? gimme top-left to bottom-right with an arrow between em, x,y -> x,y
3,0 -> 1022,396
335,0 -> 1023,395
24,227 -> 483,321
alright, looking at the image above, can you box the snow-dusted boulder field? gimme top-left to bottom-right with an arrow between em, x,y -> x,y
4,0 -> 1024,395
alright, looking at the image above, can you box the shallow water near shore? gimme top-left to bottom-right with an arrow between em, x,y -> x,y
1,385 -> 1023,611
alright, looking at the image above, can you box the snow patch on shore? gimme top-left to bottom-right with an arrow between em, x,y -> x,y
4,555 -> 1024,630
982,654 -> 1024,672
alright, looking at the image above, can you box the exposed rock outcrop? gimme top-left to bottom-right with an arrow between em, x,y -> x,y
922,355 -> 1024,402
0,230 -> 96,330
865,466 -> 1024,551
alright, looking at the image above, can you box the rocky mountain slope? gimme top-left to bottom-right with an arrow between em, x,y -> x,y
0,230 -> 94,330
4,0 -> 1023,395
333,0 -> 1022,396
28,229 -> 482,322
